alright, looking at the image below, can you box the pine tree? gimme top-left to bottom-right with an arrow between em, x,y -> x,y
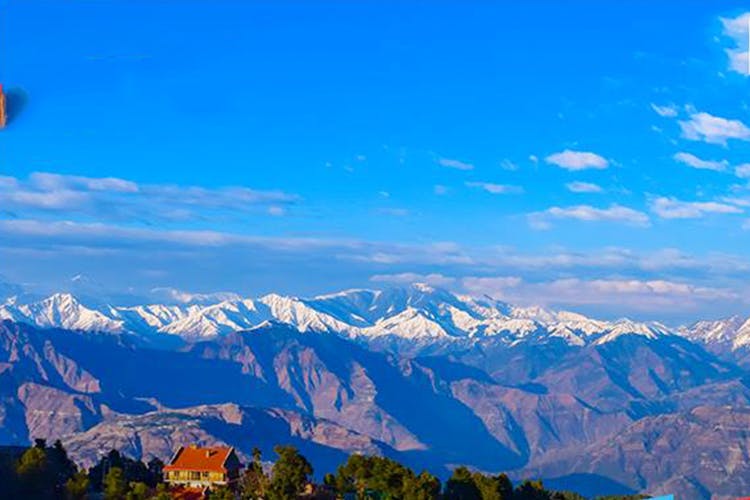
268,445 -> 313,500
65,471 -> 90,500
103,467 -> 128,500
444,466 -> 481,500
240,447 -> 270,499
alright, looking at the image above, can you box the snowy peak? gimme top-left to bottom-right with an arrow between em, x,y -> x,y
366,307 -> 454,339
591,319 -> 669,345
0,285 -> 683,350
148,287 -> 242,305
156,298 -> 268,337
680,315 -> 750,351
258,294 -> 358,335
0,293 -> 125,333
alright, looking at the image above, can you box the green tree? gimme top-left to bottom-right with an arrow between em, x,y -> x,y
16,442 -> 53,498
444,466 -> 481,500
146,457 -> 164,486
150,483 -> 172,500
14,438 -> 79,499
268,445 -> 313,500
333,454 -> 439,499
89,450 -> 156,492
514,479 -> 551,500
209,485 -> 237,500
125,481 -> 150,500
65,470 -> 90,499
473,472 -> 513,500
103,467 -> 128,500
404,470 -> 441,500
552,492 -> 586,500
49,440 -> 78,495
240,447 -> 270,500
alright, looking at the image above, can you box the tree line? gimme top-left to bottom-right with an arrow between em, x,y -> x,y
0,439 -> 646,500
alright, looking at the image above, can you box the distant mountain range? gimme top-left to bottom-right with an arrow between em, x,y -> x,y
1,284 -> 750,499
0,284 -> 678,346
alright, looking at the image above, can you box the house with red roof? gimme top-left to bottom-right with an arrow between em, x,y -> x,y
163,445 -> 242,490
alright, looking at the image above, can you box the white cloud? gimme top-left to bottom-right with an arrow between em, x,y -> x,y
720,12 -> 750,75
461,276 -> 738,312
6,213 -> 750,319
438,157 -> 474,170
465,182 -> 524,194
30,172 -> 139,193
499,159 -> 519,171
0,219 -> 361,251
370,272 -> 456,287
149,287 -> 241,304
650,197 -> 743,219
673,152 -> 728,172
529,204 -> 650,229
144,184 -> 297,207
545,150 -> 609,171
434,185 -> 448,195
377,208 -> 410,217
0,172 -> 298,220
679,112 -> 750,145
565,181 -> 603,193
3,189 -> 90,210
0,176 -> 20,189
721,196 -> 750,207
461,276 -> 523,294
546,278 -> 738,303
650,103 -> 679,117
735,163 -> 750,178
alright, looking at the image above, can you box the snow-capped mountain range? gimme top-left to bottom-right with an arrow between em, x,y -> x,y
3,283 -> 750,497
0,283 -> 681,348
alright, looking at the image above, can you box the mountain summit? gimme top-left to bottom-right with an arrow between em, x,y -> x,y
0,284 -> 676,352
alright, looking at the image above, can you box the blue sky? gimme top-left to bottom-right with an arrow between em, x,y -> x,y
2,1 -> 750,322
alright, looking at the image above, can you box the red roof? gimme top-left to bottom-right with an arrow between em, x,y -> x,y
163,445 -> 235,473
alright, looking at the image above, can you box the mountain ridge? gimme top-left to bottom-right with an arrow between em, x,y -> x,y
0,284 -> 685,353
0,303 -> 748,499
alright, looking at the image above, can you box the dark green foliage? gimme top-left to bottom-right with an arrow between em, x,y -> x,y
268,445 -> 313,500
514,479 -> 552,500
103,467 -> 128,500
332,454 -> 440,499
209,485 -> 238,499
0,439 -> 645,500
17,445 -> 51,498
14,438 -> 79,499
146,457 -> 164,482
475,472 -> 513,500
65,471 -> 90,499
552,492 -> 587,500
240,447 -> 270,500
125,481 -> 151,500
151,483 -> 172,500
444,466 -> 482,500
404,470 -> 442,499
88,449 -> 161,491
